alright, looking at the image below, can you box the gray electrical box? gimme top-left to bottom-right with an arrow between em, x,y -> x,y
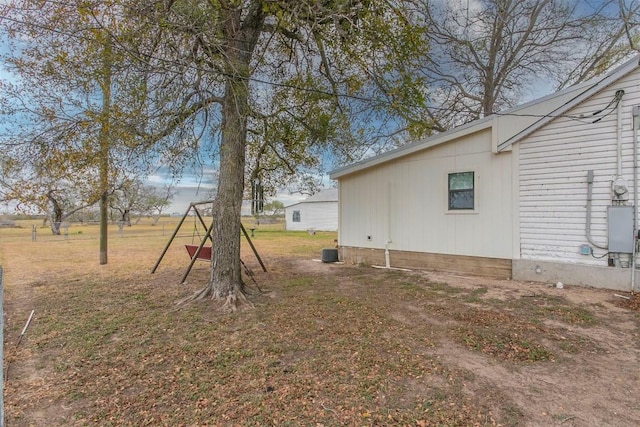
607,206 -> 634,253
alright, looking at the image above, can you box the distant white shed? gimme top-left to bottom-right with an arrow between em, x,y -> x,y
285,189 -> 338,231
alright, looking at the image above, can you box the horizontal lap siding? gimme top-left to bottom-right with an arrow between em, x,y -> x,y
304,203 -> 338,231
286,202 -> 338,231
519,76 -> 640,264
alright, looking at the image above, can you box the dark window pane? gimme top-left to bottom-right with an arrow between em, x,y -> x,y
449,190 -> 474,209
448,172 -> 474,210
292,210 -> 301,222
449,171 -> 474,190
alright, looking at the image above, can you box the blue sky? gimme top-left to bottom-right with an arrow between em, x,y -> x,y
0,31 -> 308,215
4,0 -> 616,215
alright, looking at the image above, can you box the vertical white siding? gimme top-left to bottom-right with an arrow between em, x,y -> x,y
518,75 -> 640,265
339,128 -> 514,259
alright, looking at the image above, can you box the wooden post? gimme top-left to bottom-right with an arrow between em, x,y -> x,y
241,223 -> 267,272
150,204 -> 192,273
1,266 -> 4,427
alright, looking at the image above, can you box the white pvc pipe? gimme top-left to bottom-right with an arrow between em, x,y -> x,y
17,310 -> 35,346
385,182 -> 392,269
385,241 -> 391,269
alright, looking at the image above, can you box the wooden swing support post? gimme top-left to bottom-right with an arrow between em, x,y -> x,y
150,200 -> 267,283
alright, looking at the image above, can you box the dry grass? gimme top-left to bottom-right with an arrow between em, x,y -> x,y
1,219 -> 639,426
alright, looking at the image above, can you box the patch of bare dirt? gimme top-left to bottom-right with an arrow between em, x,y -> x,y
3,251 -> 640,426
310,260 -> 640,426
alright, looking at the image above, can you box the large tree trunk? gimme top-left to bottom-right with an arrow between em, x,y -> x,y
206,74 -> 248,309
49,214 -> 62,235
190,4 -> 263,310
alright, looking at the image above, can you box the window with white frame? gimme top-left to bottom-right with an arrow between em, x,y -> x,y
292,210 -> 301,222
448,171 -> 474,210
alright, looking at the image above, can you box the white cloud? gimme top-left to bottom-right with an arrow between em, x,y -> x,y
166,186 -> 215,215
279,193 -> 307,207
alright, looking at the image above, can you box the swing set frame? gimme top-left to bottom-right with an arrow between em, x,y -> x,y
150,200 -> 267,283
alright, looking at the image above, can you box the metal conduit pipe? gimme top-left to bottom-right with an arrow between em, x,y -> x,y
615,96 -> 623,270
634,108 -> 639,234
618,96 -> 623,177
632,107 -> 640,291
586,170 -> 608,250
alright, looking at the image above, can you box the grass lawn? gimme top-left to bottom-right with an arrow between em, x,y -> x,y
1,218 -> 639,426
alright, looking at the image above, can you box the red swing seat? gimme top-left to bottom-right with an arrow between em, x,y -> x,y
185,244 -> 212,260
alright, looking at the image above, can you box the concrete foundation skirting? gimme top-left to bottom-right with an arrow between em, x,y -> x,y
339,246 -> 512,279
339,246 -> 638,291
512,259 -> 636,292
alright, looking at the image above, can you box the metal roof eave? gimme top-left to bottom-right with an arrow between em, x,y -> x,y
496,55 -> 640,152
329,117 -> 493,179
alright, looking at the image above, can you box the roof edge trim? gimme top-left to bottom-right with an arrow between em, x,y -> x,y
330,119 -> 492,179
497,55 -> 640,152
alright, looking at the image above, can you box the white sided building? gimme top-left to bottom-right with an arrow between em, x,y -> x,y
285,188 -> 338,232
330,56 -> 640,291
